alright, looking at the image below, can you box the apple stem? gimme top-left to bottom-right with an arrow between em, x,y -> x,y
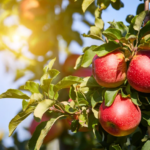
144,0 -> 150,25
144,0 -> 149,11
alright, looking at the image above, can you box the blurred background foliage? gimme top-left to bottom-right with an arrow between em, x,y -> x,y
0,0 -> 146,149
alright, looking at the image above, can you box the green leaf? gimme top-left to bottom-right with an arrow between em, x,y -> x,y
112,144 -> 122,150
95,18 -> 104,30
0,89 -> 29,99
111,0 -> 116,2
79,108 -> 88,127
74,55 -> 83,70
47,58 -> 56,71
139,21 -> 150,40
65,105 -> 78,114
48,84 -> 59,100
98,0 -> 110,10
126,15 -> 134,24
82,0 -> 95,12
81,45 -> 97,68
141,140 -> 150,150
30,93 -> 43,101
92,108 -> 99,119
41,78 -> 53,92
22,99 -> 29,111
48,69 -> 60,79
69,85 -> 77,101
104,88 -> 120,106
131,91 -> 142,106
34,99 -> 55,120
9,106 -> 35,136
54,76 -> 83,92
80,76 -> 100,88
133,11 -> 147,31
103,28 -> 122,40
108,21 -> 128,37
82,26 -> 103,41
40,73 -> 49,85
91,89 -> 103,108
20,81 -> 40,93
28,115 -> 65,150
94,41 -> 121,57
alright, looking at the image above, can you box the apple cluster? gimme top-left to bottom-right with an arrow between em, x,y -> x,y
92,49 -> 150,136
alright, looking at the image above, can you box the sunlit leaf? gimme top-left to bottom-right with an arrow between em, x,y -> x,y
0,89 -> 29,99
82,0 -> 94,12
9,106 -> 35,136
20,81 -> 40,94
28,115 -> 65,150
34,99 -> 55,120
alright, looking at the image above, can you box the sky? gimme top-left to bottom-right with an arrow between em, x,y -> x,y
0,0 -> 145,147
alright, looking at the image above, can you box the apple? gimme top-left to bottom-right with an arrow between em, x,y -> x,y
92,50 -> 127,88
62,54 -> 80,74
29,114 -> 64,144
99,94 -> 141,137
19,0 -> 49,30
127,50 -> 150,93
72,68 -> 92,77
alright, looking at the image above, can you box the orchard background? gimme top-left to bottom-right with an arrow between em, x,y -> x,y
0,0 -> 149,150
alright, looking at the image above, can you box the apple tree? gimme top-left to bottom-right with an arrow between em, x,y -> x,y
0,0 -> 150,150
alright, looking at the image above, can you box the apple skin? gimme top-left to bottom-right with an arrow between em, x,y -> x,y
19,0 -> 49,30
72,68 -> 92,77
92,50 -> 127,88
127,51 -> 150,93
62,54 -> 80,74
99,94 -> 141,137
29,114 -> 64,144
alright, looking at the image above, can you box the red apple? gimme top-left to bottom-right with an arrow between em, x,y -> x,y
99,94 -> 141,137
127,50 -> 150,93
62,54 -> 80,74
72,68 -> 92,77
92,50 -> 127,88
19,0 -> 49,30
29,114 -> 64,144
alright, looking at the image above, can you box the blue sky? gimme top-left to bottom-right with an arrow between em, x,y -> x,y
0,0 -> 144,146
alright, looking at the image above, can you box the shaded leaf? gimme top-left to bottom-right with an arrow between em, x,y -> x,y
131,91 -> 142,106
141,140 -> 150,150
133,11 -> 147,31
91,89 -> 103,108
94,41 -> 121,57
112,144 -> 122,150
103,28 -> 122,40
